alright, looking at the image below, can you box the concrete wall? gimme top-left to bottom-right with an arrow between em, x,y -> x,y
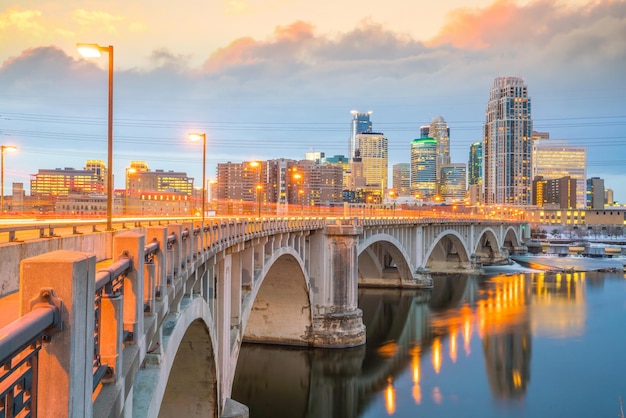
0,230 -> 125,296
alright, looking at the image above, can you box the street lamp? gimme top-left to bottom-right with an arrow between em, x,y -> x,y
188,133 -> 207,224
1,145 -> 17,215
249,161 -> 262,217
77,43 -> 114,230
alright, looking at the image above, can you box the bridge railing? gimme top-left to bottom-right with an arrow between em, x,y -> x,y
0,289 -> 62,417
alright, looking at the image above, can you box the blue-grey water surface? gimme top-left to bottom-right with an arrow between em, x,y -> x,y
232,271 -> 626,417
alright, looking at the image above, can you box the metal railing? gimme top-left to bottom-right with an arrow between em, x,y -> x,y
0,289 -> 62,417
93,257 -> 132,389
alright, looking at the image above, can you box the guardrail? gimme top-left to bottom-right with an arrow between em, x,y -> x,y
0,289 -> 63,417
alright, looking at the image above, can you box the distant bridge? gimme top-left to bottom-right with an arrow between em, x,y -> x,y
0,216 -> 526,417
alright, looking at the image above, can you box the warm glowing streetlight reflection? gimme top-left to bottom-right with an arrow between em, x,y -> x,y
449,329 -> 458,363
411,347 -> 422,405
1,145 -> 17,215
384,378 -> 396,415
432,337 -> 442,374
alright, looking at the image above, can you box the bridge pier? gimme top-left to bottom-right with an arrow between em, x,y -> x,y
308,219 -> 366,347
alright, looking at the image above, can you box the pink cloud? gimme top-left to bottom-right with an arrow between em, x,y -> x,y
202,21 -> 315,72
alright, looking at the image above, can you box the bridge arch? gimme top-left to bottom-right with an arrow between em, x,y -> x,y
357,234 -> 414,287
154,299 -> 218,417
241,247 -> 313,346
474,227 -> 502,265
424,230 -> 471,272
502,226 -> 522,254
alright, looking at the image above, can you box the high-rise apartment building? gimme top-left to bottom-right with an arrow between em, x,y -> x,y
468,142 -> 483,186
532,139 -> 586,208
483,77 -> 533,205
392,163 -> 411,196
410,137 -> 437,196
354,132 -> 388,196
349,110 -> 372,160
439,163 -> 467,201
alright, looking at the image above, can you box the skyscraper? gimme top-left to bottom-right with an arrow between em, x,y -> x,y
410,137 -> 437,196
468,142 -> 483,186
483,77 -> 533,205
349,110 -> 372,160
439,163 -> 467,201
429,116 -> 451,183
354,132 -> 388,196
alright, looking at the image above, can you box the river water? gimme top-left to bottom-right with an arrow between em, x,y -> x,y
232,270 -> 626,417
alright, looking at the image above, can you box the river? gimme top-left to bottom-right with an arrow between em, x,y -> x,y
232,270 -> 626,417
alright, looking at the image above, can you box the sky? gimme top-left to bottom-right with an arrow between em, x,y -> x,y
1,0 -> 625,201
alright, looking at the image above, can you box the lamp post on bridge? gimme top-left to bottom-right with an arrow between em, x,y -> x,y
77,43 -> 114,230
1,145 -> 17,215
188,133 -> 207,225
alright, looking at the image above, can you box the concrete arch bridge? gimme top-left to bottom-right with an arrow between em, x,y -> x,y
0,216 -> 525,417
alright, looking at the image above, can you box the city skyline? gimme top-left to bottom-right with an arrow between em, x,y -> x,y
1,0 -> 625,200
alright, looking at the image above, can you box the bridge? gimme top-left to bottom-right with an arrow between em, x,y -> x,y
0,215 -> 526,417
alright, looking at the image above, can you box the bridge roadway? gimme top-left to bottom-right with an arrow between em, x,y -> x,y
0,215 -> 526,417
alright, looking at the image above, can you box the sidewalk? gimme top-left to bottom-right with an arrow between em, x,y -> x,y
0,291 -> 20,328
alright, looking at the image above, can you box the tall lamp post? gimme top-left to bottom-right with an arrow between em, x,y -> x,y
1,145 -> 17,215
188,133 -> 207,224
77,43 -> 114,230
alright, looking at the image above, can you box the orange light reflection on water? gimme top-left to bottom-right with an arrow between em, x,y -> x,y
385,378 -> 396,415
432,337 -> 442,374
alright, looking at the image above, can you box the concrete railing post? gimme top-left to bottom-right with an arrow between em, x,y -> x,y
146,226 -> 168,306
113,231 -> 145,347
20,250 -> 96,418
100,294 -> 123,382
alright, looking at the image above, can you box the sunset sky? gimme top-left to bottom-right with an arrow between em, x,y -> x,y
1,0 -> 625,200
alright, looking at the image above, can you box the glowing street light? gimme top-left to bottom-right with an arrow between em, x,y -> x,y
1,145 -> 17,215
77,42 -> 114,230
188,133 -> 207,224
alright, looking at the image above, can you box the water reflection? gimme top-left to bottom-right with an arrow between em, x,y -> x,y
232,271 -> 624,417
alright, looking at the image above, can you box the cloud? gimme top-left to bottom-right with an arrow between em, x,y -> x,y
427,0 -> 626,50
0,7 -> 45,35
72,9 -> 123,33
0,1 -> 625,197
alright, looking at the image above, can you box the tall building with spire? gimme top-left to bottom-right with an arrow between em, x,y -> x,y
349,110 -> 372,160
483,77 -> 533,205
429,116 -> 451,183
